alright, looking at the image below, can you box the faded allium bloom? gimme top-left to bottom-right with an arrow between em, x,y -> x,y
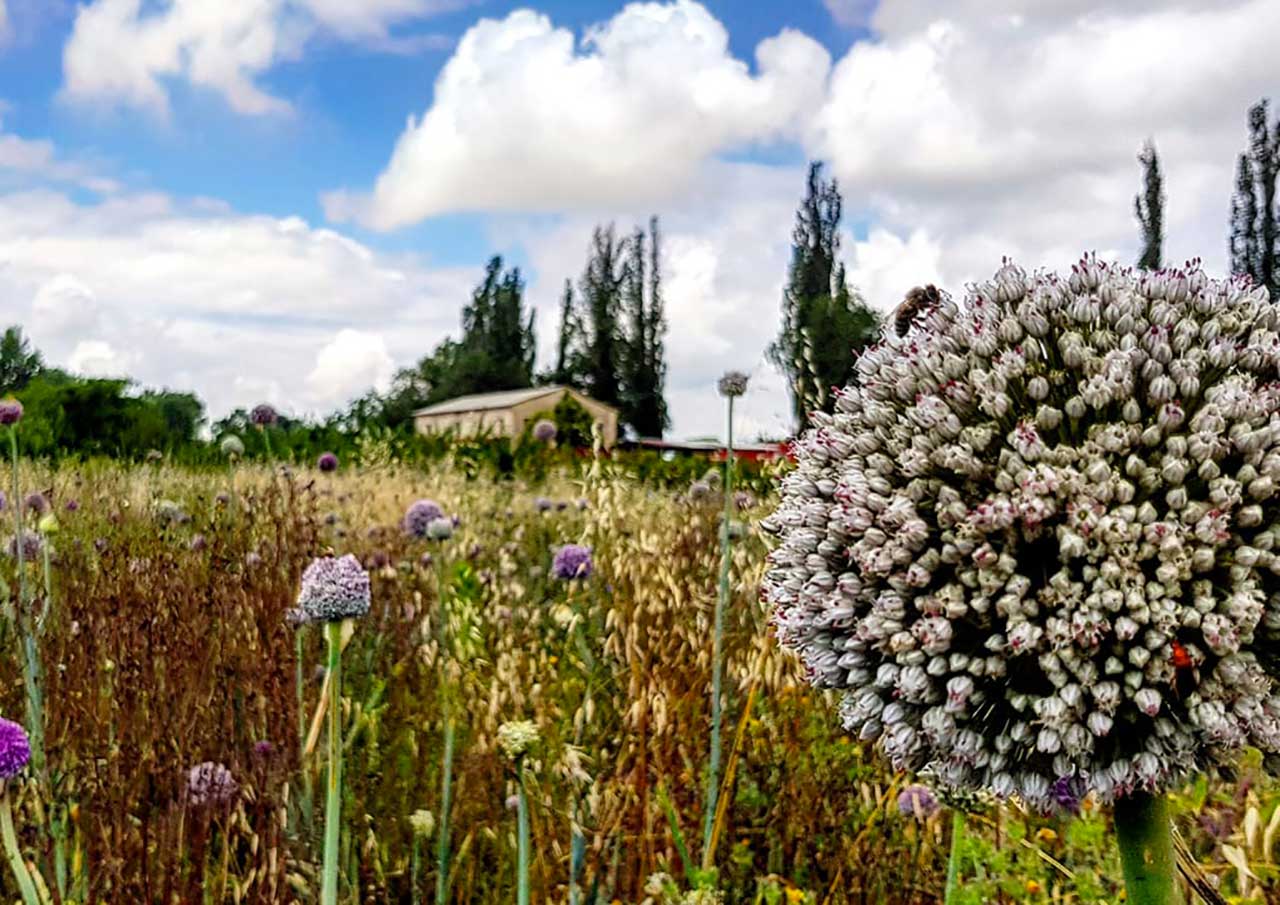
154,500 -> 189,526
5,531 -> 42,560
403,499 -> 444,537
244,551 -> 263,569
24,492 -> 48,515
189,534 -> 207,552
250,404 -> 278,427
762,255 -> 1280,813
426,517 -> 454,540
532,419 -> 557,442
496,720 -> 539,760
718,371 -> 750,398
186,762 -> 238,807
533,496 -> 553,513
253,740 -> 274,757
897,784 -> 939,820
0,718 -> 30,779
220,435 -> 245,457
688,481 -> 714,502
552,544 -> 593,580
297,554 -> 371,622
317,451 -> 339,473
409,809 -> 436,838
0,399 -> 22,426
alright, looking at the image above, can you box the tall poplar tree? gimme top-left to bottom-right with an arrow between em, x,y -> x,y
1134,140 -> 1164,271
619,217 -> 669,437
1230,99 -> 1279,297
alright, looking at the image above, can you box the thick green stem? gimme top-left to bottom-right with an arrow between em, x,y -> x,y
10,429 -> 44,784
321,621 -> 343,905
434,715 -> 455,905
702,395 -> 734,865
944,810 -> 964,905
1,786 -> 41,905
516,776 -> 530,905
1114,793 -> 1177,905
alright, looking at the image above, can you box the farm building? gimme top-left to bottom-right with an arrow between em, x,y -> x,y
412,386 -> 619,448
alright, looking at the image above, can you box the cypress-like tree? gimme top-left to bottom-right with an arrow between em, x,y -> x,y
551,279 -> 582,388
446,256 -> 536,398
1134,140 -> 1164,271
619,217 -> 669,437
577,226 -> 625,408
1230,99 -> 1279,297
769,162 -> 879,428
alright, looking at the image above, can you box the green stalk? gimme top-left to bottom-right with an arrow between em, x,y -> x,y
411,836 -> 422,905
0,786 -> 41,905
944,810 -> 964,904
321,621 -> 343,905
9,429 -> 44,783
702,394 -> 734,865
1114,793 -> 1177,905
516,775 -> 530,905
434,714 -> 455,905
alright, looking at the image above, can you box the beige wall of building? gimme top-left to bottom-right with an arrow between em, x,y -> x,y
414,387 -> 618,448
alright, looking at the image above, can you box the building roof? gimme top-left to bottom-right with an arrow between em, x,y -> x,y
413,385 -> 608,417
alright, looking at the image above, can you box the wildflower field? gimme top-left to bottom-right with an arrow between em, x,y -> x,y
0,446 -> 1274,904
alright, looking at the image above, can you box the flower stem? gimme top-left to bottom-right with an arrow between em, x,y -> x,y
434,714 -> 454,905
702,395 -> 734,866
321,621 -> 343,905
516,775 -> 530,905
9,429 -> 44,784
1114,793 -> 1177,905
1,786 -> 42,905
944,810 -> 964,905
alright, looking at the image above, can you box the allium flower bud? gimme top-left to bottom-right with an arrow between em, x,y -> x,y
0,400 -> 22,426
763,255 -> 1280,812
532,419 -> 557,442
317,451 -> 339,472
718,371 -> 749,398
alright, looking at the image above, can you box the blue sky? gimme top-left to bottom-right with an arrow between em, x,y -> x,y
0,0 -> 1276,438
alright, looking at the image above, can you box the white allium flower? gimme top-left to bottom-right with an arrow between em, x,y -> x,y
763,255 -> 1280,813
496,720 -> 539,761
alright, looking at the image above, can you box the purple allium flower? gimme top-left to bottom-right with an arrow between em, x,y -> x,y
451,514 -> 462,528
0,718 -> 31,779
403,499 -> 445,538
324,512 -> 339,526
94,538 -> 108,554
215,492 -> 231,506
186,762 -> 238,808
250,404 -> 278,427
897,785 -> 939,820
575,498 -> 589,511
419,552 -> 433,567
733,491 -> 756,510
717,371 -> 749,398
1051,775 -> 1085,815
284,607 -> 311,627
297,554 -> 371,622
0,400 -> 23,426
64,499 -> 79,512
317,451 -> 339,473
189,534 -> 207,552
253,740 -> 274,757
533,496 -> 553,513
532,419 -> 557,443
0,491 -> 5,511
369,550 -> 390,570
555,501 -> 569,512
5,531 -> 42,560
24,492 -> 48,515
552,544 -> 593,580
505,794 -> 520,812
688,481 -> 713,502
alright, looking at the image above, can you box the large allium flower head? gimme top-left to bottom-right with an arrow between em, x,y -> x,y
897,784 -> 939,820
718,371 -> 749,398
24,492 -> 48,515
403,499 -> 444,537
250,404 -> 278,427
0,399 -> 22,426
154,499 -> 188,526
186,762 -> 238,808
552,544 -> 593,580
220,435 -> 245,457
532,419 -> 557,442
426,517 -> 454,540
0,718 -> 30,779
317,451 -> 339,473
762,255 -> 1280,812
296,554 -> 371,622
496,720 -> 539,761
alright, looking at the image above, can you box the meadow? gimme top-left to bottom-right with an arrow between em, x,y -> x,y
0,448 -> 1277,904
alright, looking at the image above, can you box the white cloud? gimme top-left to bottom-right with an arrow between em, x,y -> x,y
811,0 -> 1280,294
324,1 -> 830,228
823,0 -> 876,29
306,328 -> 395,403
0,1 -> 9,45
0,187 -> 477,417
0,112 -> 116,192
60,0 -> 465,116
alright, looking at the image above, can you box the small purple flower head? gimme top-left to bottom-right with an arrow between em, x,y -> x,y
297,554 -> 371,622
505,794 -> 520,812
368,550 -> 390,570
552,544 -> 593,580
419,552 -> 434,568
317,451 -> 339,473
24,492 -> 49,515
897,785 -> 939,820
244,550 -> 263,569
403,499 -> 444,538
1051,774 -> 1085,815
253,740 -> 274,758
250,404 -> 278,427
64,499 -> 79,513
717,371 -> 749,398
532,419 -> 557,443
0,400 -> 23,426
0,491 -> 5,511
0,718 -> 31,780
186,762 -> 238,808
575,498 -> 589,511
284,607 -> 311,628
189,534 -> 207,552
215,492 -> 231,506
5,531 -> 42,560
533,496 -> 553,513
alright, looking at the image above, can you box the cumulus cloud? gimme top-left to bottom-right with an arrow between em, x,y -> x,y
0,187 -> 476,417
306,328 -> 395,404
324,1 -> 830,228
823,0 -> 876,29
60,0 -> 465,116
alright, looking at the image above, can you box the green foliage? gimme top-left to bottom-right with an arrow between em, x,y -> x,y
0,326 -> 44,395
769,162 -> 880,428
1135,140 -> 1164,271
1230,99 -> 1279,296
619,217 -> 669,438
